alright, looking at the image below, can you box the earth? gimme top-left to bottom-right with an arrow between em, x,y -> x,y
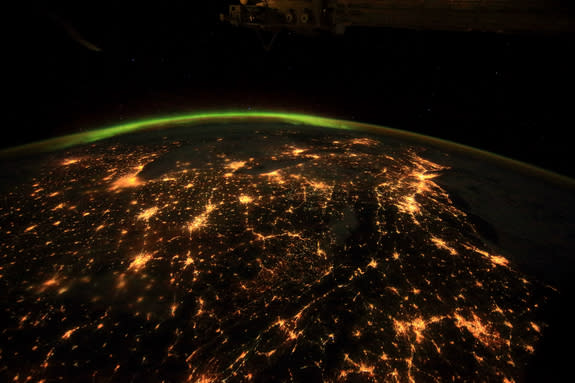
0,113 -> 573,383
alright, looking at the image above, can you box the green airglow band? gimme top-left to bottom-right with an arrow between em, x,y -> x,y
1,111 -> 573,186
0,112 -> 354,154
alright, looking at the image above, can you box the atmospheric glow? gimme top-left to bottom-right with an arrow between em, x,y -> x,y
2,111 -> 572,186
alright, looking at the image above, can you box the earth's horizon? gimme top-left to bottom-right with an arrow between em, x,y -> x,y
1,112 -> 573,187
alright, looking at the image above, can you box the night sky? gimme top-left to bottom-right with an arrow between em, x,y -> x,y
6,1 -> 575,178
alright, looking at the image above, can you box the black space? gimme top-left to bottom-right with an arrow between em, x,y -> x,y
5,2 -> 574,178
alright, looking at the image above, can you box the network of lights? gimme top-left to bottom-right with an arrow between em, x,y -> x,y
0,117 -> 555,382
